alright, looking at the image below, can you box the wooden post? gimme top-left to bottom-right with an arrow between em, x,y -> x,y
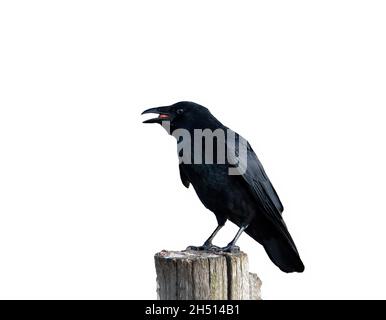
154,250 -> 262,300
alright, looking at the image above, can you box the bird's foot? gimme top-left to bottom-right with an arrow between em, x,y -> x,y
219,244 -> 240,253
186,243 -> 221,252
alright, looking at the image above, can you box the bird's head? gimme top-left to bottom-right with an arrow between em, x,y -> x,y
141,101 -> 213,132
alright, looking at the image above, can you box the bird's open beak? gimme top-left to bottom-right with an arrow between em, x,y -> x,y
141,106 -> 172,124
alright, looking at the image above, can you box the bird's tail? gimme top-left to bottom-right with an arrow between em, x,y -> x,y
260,235 -> 305,273
245,220 -> 305,273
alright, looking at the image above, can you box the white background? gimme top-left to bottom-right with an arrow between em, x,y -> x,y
0,1 -> 385,299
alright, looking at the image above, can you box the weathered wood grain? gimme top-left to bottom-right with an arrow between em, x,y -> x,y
154,250 -> 262,300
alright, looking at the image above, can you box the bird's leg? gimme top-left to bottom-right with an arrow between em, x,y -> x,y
220,225 -> 248,253
203,224 -> 223,248
186,224 -> 223,251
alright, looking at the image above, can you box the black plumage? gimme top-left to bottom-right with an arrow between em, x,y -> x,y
142,101 -> 304,273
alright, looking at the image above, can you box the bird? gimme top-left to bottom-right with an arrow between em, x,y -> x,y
141,101 -> 304,273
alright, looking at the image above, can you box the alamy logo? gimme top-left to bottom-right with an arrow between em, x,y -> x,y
161,121 -> 247,175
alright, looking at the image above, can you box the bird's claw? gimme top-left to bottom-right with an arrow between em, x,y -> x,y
219,245 -> 240,253
186,244 -> 240,253
186,244 -> 221,252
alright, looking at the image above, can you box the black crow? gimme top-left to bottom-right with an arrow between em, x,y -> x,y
142,101 -> 304,273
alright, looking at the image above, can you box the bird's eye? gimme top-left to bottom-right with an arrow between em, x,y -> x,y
176,108 -> 184,115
